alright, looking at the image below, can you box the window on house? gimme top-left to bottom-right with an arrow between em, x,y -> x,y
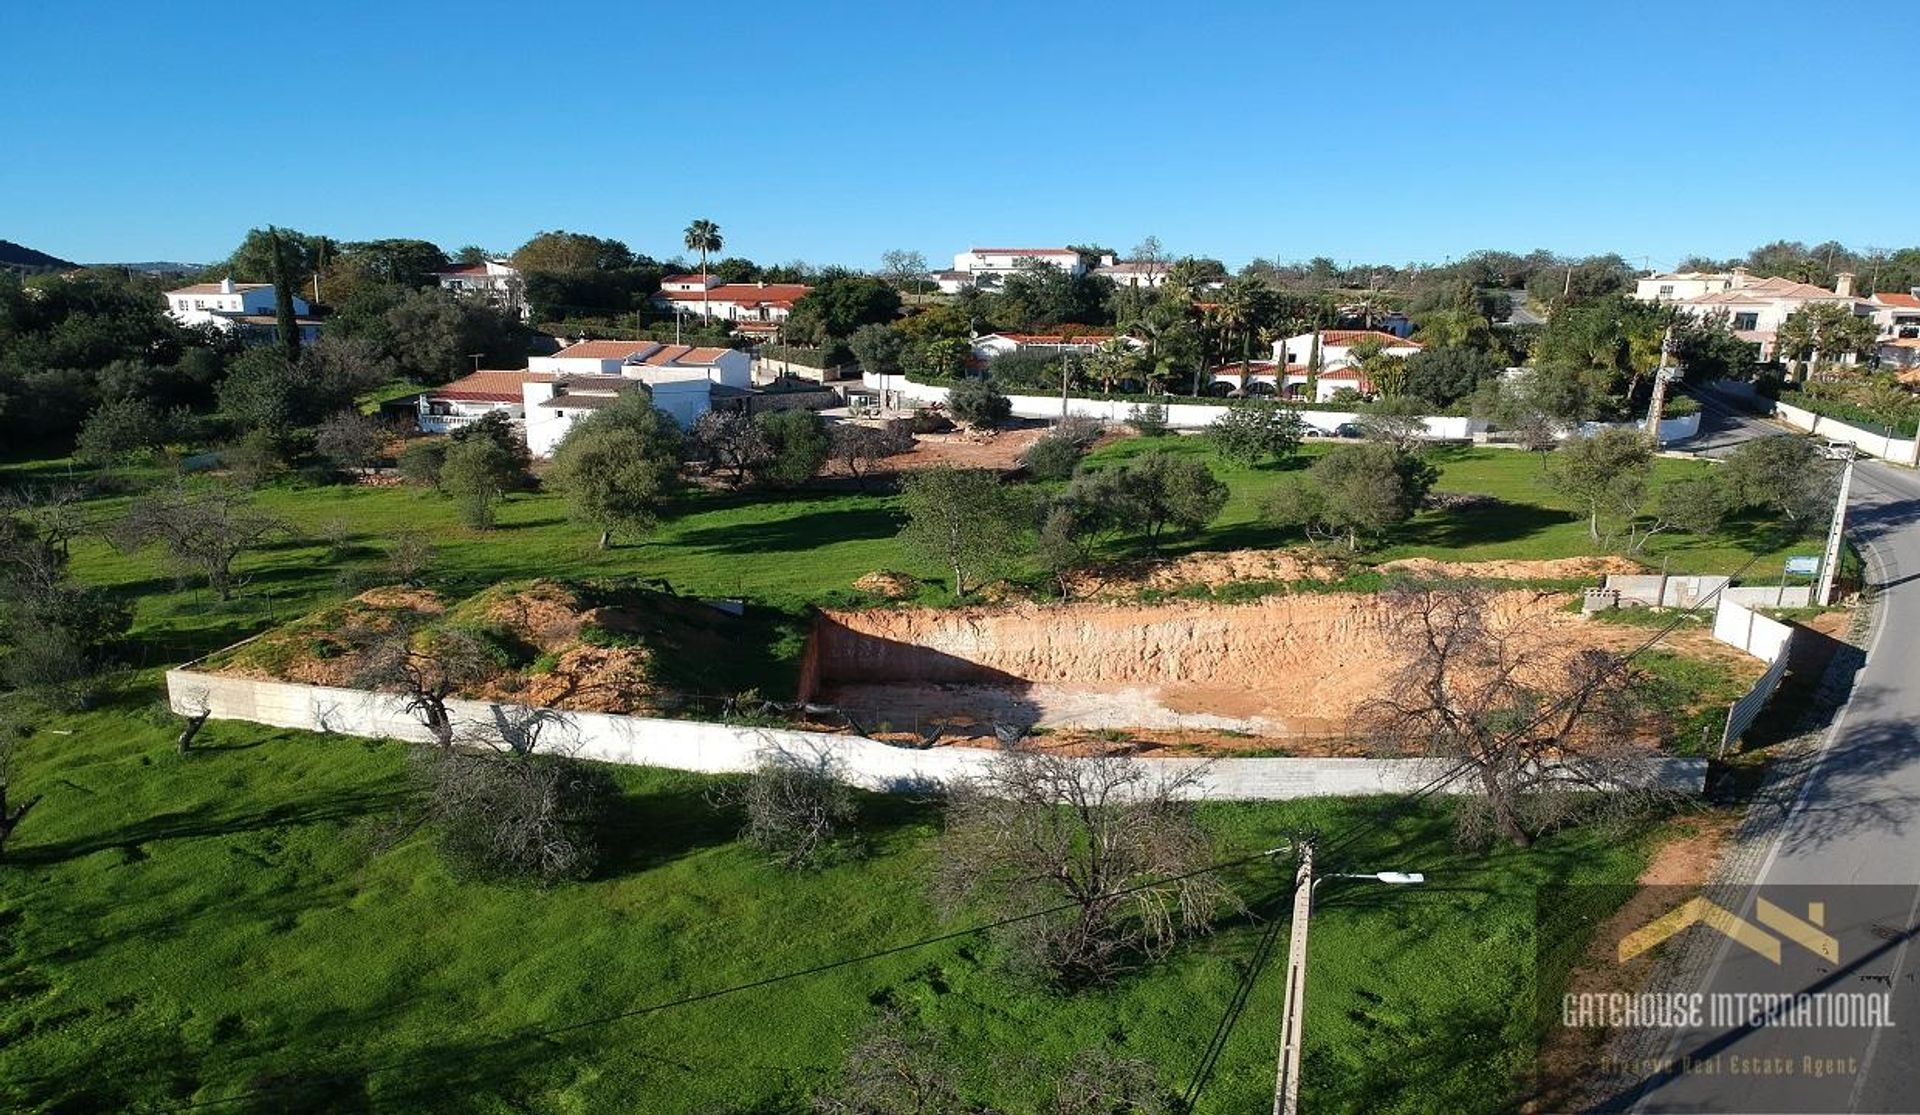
1733,313 -> 1759,331
1658,285 -> 1674,296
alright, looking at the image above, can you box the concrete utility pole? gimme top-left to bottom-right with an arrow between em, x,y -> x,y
1818,445 -> 1856,606
1272,847 -> 1426,1115
1644,326 -> 1677,445
1272,843 -> 1314,1115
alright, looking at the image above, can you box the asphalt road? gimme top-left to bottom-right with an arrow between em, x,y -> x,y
1626,392 -> 1920,1113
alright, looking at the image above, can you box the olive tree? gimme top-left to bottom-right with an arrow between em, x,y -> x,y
936,752 -> 1237,985
115,483 -> 290,600
896,466 -> 1029,599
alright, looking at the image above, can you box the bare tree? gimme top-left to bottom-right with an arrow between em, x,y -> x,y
114,483 -> 289,600
1051,1049 -> 1173,1115
382,529 -> 437,586
690,410 -> 769,487
0,485 -> 89,567
0,708 -> 38,859
713,744 -> 860,870
315,410 -> 388,477
1358,584 -> 1664,848
814,1008 -> 964,1115
830,421 -> 910,489
415,721 -> 609,884
352,623 -> 500,750
936,752 -> 1237,985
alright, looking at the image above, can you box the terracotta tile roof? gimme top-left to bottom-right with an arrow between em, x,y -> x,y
429,370 -> 551,403
542,393 -> 625,411
552,340 -> 661,361
986,331 -> 1117,346
1874,292 -> 1920,309
1317,330 -> 1422,348
167,282 -> 270,295
1687,276 -> 1856,304
660,273 -> 709,284
651,283 -> 812,306
435,263 -> 492,276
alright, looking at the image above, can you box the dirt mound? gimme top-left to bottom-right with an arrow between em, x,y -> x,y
1380,556 -> 1645,581
352,586 -> 446,614
483,645 -> 655,714
1069,547 -> 1344,597
478,579 -> 587,650
853,570 -> 922,599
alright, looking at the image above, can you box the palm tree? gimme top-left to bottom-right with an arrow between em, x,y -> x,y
683,218 -> 723,323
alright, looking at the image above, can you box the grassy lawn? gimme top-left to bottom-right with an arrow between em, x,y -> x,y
0,698 -> 1651,1113
1082,437 -> 1818,575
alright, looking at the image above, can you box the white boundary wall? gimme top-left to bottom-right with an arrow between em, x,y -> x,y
1711,598 -> 1797,750
861,373 -> 1488,439
166,669 -> 1706,800
1771,399 -> 1919,465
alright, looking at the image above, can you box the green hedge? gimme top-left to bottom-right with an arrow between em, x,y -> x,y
759,344 -> 832,369
895,372 -> 1468,414
1778,389 -> 1920,438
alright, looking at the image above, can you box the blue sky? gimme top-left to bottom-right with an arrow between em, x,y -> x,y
5,1 -> 1911,271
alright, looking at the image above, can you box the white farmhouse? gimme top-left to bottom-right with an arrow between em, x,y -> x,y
647,277 -> 811,338
1091,260 -> 1170,288
969,331 -> 1140,362
418,370 -> 550,435
942,247 -> 1112,292
164,279 -> 321,344
525,340 -> 753,446
1271,329 -> 1421,369
434,260 -> 528,320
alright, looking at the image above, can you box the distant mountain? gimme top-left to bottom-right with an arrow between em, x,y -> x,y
101,261 -> 205,275
0,239 -> 78,273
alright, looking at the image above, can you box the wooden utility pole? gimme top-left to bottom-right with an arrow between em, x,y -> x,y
1273,842 -> 1314,1115
1644,325 -> 1677,445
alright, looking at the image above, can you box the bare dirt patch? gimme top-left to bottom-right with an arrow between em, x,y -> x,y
1066,547 -> 1346,599
878,426 -> 1051,473
1380,555 -> 1646,581
811,591 -> 1721,747
852,570 -> 923,599
1531,813 -> 1739,1111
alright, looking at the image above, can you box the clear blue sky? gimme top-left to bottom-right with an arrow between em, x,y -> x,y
6,1 -> 1911,271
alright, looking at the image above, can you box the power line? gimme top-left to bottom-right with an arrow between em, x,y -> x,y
159,846 -> 1284,1112
1176,556 -> 1768,1111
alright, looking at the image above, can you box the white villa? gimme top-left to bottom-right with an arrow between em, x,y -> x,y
1872,289 -> 1920,369
1197,330 -> 1423,402
969,331 -> 1140,362
935,247 -> 1113,293
1633,271 -> 1743,302
418,340 -> 753,454
164,279 -> 321,344
434,260 -> 528,320
647,277 -> 811,337
1090,261 -> 1170,288
1662,271 -> 1871,360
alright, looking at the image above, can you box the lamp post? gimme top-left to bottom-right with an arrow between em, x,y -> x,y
1272,843 -> 1426,1115
1817,442 -> 1856,606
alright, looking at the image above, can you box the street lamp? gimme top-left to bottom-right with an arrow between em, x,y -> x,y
1273,846 -> 1427,1115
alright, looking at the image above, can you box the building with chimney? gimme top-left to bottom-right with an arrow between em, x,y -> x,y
1662,270 -> 1871,361
163,279 -> 321,344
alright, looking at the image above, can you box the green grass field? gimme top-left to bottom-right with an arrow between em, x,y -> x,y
0,441 -> 1782,1111
0,699 -> 1651,1113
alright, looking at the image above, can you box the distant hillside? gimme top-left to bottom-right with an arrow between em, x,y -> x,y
0,239 -> 78,272
102,261 -> 205,275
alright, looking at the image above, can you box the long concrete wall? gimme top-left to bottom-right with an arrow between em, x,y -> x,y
861,372 -> 1488,439
1772,399 -> 1919,466
1710,599 -> 1797,751
165,669 -> 1706,800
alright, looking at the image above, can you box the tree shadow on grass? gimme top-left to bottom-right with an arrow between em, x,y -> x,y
6,785 -> 413,868
673,504 -> 904,555
1390,501 -> 1575,553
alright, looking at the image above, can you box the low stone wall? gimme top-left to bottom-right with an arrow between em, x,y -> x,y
1603,574 -> 1807,610
860,372 -> 1488,439
164,669 -> 1707,800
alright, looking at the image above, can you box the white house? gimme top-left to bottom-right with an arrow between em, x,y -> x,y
528,340 -> 753,440
1871,290 -> 1920,369
1670,272 -> 1871,360
1271,329 -> 1421,369
1633,270 -> 1742,302
434,260 -> 528,320
164,279 -> 321,344
647,277 -> 811,336
1091,261 -> 1170,288
969,331 -> 1141,362
1207,360 -> 1380,402
941,247 -> 1113,292
418,370 -> 550,434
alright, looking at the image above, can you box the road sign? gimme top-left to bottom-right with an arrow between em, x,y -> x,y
1785,555 -> 1820,576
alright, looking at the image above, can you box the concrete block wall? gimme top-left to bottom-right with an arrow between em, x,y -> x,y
860,373 -> 1487,439
165,669 -> 1707,801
